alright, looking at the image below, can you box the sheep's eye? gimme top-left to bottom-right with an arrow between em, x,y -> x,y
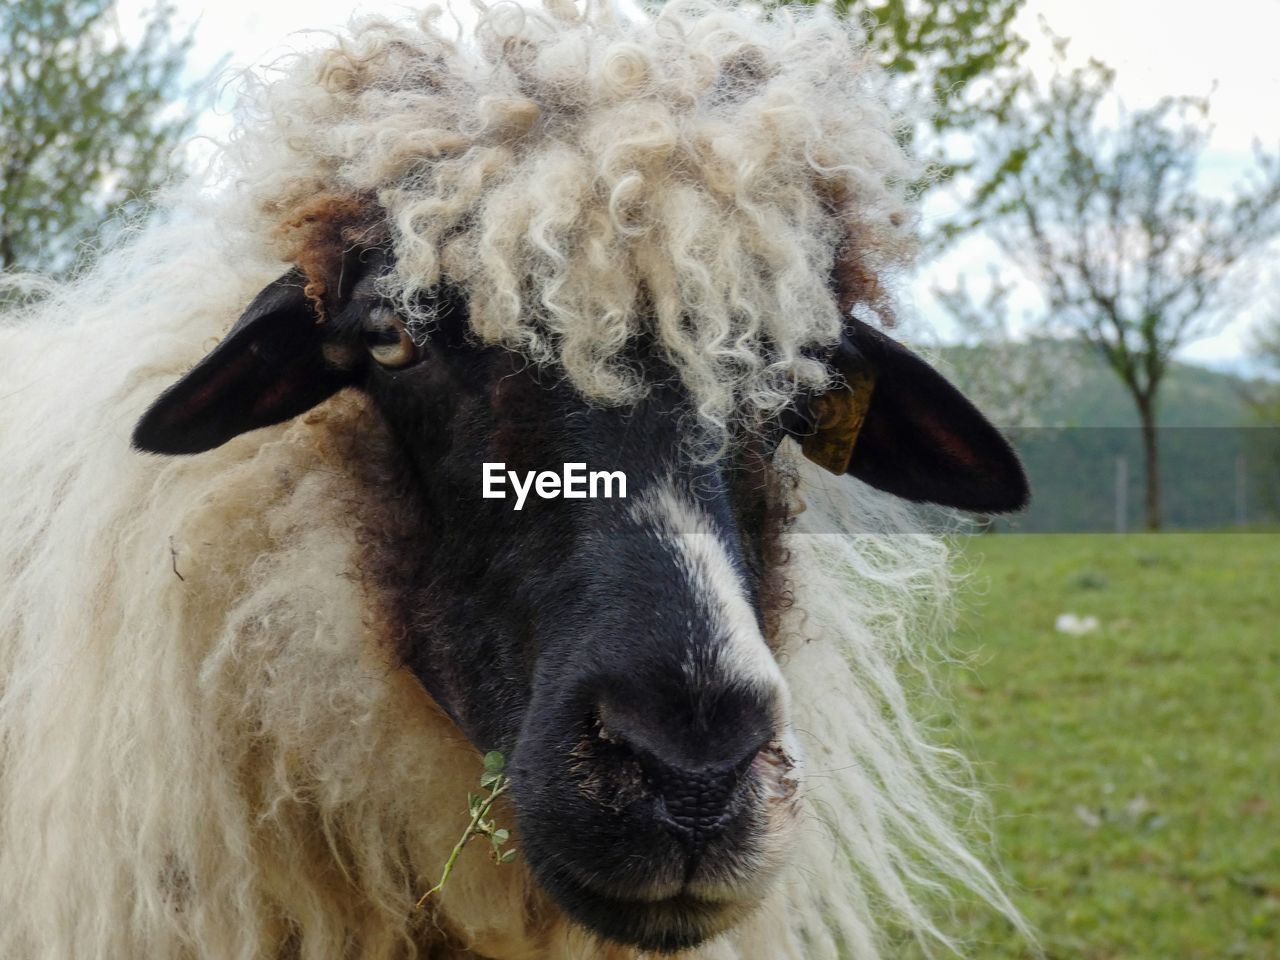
362,305 -> 419,369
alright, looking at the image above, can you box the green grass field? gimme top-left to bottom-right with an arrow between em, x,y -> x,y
930,533 -> 1280,959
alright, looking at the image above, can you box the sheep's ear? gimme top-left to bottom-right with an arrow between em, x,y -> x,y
797,317 -> 1029,513
132,270 -> 359,455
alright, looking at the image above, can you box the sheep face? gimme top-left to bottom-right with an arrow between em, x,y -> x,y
385,356 -> 802,953
353,280 -> 803,955
133,250 -> 1027,952
133,253 -> 799,951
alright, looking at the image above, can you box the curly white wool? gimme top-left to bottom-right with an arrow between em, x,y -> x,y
223,0 -> 918,436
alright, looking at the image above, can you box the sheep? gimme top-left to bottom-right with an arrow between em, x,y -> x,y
0,2 -> 1031,958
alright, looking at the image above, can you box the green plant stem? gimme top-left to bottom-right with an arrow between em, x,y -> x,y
416,778 -> 509,908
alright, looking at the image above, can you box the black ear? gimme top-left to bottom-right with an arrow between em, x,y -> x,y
132,270 -> 360,455
797,317 -> 1029,513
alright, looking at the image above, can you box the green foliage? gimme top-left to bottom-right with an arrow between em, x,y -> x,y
417,750 -> 517,907
905,533 -> 1280,958
798,0 -> 1026,135
0,0 -> 195,274
756,0 -> 1029,239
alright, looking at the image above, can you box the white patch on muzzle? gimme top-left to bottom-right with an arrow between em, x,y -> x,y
632,482 -> 788,713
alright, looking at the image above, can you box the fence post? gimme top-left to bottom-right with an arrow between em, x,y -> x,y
1115,456 -> 1128,534
1236,454 -> 1247,527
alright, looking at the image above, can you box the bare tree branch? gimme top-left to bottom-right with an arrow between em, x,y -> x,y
969,40 -> 1280,527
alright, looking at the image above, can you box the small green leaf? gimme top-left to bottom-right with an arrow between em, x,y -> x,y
479,771 -> 500,789
467,794 -> 481,816
482,751 -> 506,774
499,849 -> 518,863
493,828 -> 510,844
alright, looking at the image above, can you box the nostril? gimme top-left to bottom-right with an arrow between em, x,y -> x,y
630,743 -> 762,845
590,695 -> 778,844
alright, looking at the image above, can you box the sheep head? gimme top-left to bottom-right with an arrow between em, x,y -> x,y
132,249 -> 1025,952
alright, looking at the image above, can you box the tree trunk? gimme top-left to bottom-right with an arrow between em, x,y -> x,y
1136,394 -> 1162,531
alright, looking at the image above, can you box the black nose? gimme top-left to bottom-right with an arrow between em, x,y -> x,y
599,707 -> 767,847
638,749 -> 758,845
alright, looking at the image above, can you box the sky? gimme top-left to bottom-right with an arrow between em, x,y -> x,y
114,0 -> 1280,367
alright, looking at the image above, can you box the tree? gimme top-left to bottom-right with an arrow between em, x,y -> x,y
0,0 -> 194,276
763,1 -> 1029,234
829,1 -> 1026,135
967,43 -> 1280,529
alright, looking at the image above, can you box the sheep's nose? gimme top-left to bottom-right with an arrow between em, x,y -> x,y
637,749 -> 758,846
598,707 -> 767,847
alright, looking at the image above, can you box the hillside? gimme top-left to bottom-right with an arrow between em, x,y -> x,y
935,341 -> 1279,530
939,339 -> 1257,428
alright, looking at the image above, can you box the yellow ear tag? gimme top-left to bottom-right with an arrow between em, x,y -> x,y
800,362 -> 877,475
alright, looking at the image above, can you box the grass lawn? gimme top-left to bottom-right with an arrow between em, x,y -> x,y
928,533 -> 1280,960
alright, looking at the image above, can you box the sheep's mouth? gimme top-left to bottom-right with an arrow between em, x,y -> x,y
517,735 -> 802,951
553,871 -> 756,953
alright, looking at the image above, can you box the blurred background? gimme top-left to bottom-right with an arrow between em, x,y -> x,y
2,0 -> 1276,956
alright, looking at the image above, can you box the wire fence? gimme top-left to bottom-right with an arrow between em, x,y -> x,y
991,428 -> 1280,532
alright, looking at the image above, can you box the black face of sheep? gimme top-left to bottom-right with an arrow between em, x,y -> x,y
133,250 -> 1027,952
